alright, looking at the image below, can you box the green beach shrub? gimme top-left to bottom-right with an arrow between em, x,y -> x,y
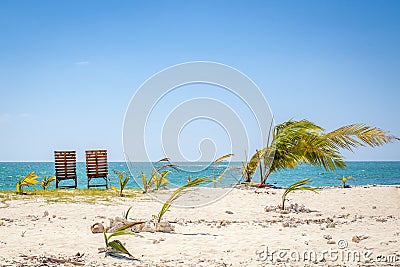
154,170 -> 170,190
111,170 -> 130,197
338,175 -> 354,188
40,175 -> 56,190
103,221 -> 144,257
211,153 -> 233,188
141,158 -> 176,193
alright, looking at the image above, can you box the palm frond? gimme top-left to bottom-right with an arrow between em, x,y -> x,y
116,221 -> 146,231
41,175 -> 56,190
326,124 -> 397,151
107,229 -> 137,240
213,153 -> 233,165
156,157 -> 170,163
123,206 -> 133,220
103,220 -> 145,257
159,170 -> 170,188
243,148 -> 266,179
281,178 -> 318,209
157,177 -> 211,223
154,163 -> 178,173
297,134 -> 346,170
141,172 -> 148,193
107,240 -> 132,257
16,172 -> 40,194
23,172 -> 40,185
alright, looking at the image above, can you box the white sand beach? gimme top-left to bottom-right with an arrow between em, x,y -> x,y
0,186 -> 399,266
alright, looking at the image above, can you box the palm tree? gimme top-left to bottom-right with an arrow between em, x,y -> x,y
244,120 -> 398,185
338,175 -> 354,188
16,172 -> 40,194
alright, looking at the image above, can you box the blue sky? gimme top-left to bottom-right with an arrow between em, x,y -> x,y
0,0 -> 399,161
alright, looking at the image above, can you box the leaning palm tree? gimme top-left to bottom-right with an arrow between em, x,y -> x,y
242,149 -> 266,183
244,120 -> 398,185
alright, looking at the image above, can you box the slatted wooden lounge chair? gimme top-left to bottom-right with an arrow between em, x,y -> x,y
86,149 -> 108,188
54,150 -> 77,188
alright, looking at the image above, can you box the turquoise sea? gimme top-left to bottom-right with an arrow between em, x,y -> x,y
0,161 -> 399,191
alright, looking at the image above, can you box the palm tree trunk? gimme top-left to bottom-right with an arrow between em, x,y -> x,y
255,149 -> 263,184
260,168 -> 272,185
